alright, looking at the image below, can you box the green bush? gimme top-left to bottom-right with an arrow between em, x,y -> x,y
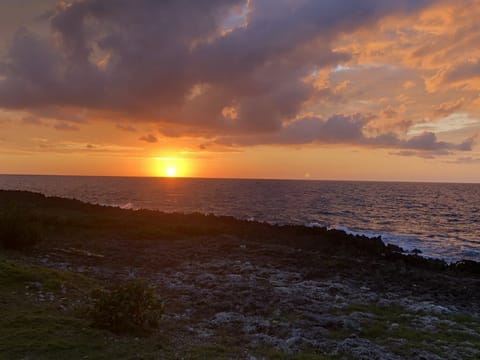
89,279 -> 164,335
0,205 -> 44,250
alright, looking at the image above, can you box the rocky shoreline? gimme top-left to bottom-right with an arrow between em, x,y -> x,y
1,190 -> 480,359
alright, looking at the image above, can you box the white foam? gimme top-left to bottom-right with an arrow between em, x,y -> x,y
326,225 -> 433,256
119,202 -> 138,210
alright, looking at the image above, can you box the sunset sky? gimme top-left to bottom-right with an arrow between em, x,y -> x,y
1,0 -> 480,182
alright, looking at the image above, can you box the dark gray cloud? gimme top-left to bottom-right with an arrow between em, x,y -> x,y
138,134 -> 158,143
53,122 -> 79,131
390,150 -> 437,159
21,116 -> 44,125
211,113 -> 473,154
443,59 -> 480,84
445,156 -> 480,164
401,132 -> 473,152
116,124 -> 136,132
0,0 -> 435,136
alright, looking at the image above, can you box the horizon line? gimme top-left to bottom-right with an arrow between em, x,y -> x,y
0,172 -> 479,185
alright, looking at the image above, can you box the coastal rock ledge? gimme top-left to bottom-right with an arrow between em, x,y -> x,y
0,190 -> 479,359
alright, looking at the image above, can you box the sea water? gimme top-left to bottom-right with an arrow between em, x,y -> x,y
0,175 -> 479,262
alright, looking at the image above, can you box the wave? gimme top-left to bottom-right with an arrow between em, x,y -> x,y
322,224 -> 455,261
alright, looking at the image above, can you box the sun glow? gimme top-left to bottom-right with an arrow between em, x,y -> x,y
152,157 -> 190,177
166,166 -> 177,177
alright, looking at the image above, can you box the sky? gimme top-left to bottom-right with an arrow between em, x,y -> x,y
0,0 -> 479,182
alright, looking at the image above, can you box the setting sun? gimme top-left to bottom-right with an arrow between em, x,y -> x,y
166,167 -> 177,177
152,157 -> 191,177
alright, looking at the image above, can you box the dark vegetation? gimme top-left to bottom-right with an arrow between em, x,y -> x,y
89,279 -> 164,335
0,204 -> 44,250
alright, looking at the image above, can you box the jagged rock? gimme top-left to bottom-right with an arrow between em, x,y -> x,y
452,260 -> 480,274
387,243 -> 404,253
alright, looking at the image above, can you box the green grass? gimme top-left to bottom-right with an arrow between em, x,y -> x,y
184,345 -> 229,359
255,347 -> 339,360
335,303 -> 480,358
0,256 -> 174,359
0,255 -> 93,292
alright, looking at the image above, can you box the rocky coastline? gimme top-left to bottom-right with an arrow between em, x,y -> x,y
0,190 -> 479,359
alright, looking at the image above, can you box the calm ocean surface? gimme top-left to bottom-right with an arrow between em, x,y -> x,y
0,175 -> 479,262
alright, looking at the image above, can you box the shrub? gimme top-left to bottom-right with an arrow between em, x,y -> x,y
89,279 -> 164,335
0,205 -> 44,250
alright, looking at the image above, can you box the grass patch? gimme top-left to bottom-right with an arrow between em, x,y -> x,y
255,348 -> 339,360
448,313 -> 480,333
0,255 -> 94,295
0,309 -> 168,360
184,344 -> 229,359
340,303 -> 412,319
0,256 -> 174,359
336,303 -> 480,358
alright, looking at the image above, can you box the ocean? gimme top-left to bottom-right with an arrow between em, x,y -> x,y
0,175 -> 478,262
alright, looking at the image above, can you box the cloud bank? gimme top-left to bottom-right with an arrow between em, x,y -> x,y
0,0 -> 477,155
210,114 -> 473,154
